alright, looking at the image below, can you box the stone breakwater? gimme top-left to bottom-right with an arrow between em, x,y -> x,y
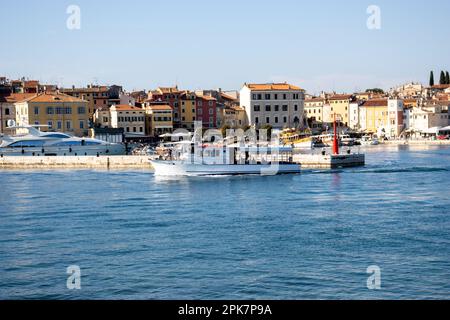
0,155 -> 151,169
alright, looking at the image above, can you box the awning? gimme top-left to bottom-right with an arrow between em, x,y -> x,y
438,126 -> 450,132
422,127 -> 442,134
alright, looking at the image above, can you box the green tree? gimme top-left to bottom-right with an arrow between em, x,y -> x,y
446,71 -> 450,85
440,71 -> 446,85
366,88 -> 384,94
429,71 -> 435,86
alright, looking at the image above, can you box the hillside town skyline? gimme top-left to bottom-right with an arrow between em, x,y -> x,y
1,74 -> 449,143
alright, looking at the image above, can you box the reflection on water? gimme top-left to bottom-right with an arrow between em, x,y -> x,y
1,145 -> 450,300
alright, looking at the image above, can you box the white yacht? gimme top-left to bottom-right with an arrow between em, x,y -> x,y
150,141 -> 301,176
0,125 -> 125,156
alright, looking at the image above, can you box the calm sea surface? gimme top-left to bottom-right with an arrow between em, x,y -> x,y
1,145 -> 450,300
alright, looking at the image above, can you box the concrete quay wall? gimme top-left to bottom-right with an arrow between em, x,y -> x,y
0,155 -> 151,169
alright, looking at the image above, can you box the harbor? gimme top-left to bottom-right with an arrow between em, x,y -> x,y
1,144 -> 449,300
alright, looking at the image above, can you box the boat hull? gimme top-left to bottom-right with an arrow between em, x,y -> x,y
150,160 -> 301,176
0,144 -> 126,156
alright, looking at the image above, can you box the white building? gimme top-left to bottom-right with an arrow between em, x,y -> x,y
240,83 -> 305,129
349,102 -> 360,130
387,99 -> 405,138
405,103 -> 449,135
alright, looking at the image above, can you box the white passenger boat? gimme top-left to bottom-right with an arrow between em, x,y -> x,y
150,141 -> 301,176
0,125 -> 125,156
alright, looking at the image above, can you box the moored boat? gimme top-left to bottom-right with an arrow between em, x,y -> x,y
0,125 -> 125,156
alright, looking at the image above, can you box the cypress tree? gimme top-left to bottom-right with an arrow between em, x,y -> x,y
446,71 -> 450,85
440,71 -> 446,85
429,71 -> 434,86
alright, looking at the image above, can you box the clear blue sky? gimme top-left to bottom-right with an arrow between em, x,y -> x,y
1,0 -> 449,94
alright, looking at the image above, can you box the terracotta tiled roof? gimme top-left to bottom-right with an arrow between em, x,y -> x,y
1,93 -> 36,103
148,105 -> 172,111
158,87 -> 180,94
197,95 -> 217,101
360,99 -> 388,107
25,93 -> 86,103
246,83 -> 303,91
328,94 -> 353,101
112,105 -> 143,111
431,84 -> 450,90
220,92 -> 237,101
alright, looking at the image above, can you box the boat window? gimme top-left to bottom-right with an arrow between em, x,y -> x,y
44,133 -> 71,138
53,141 -> 82,146
8,140 -> 46,148
84,141 -> 102,145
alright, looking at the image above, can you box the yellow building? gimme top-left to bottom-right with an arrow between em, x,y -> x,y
328,94 -> 353,126
179,91 -> 197,130
14,92 -> 89,136
304,98 -> 325,129
359,99 -> 389,134
222,106 -> 249,128
145,105 -> 173,137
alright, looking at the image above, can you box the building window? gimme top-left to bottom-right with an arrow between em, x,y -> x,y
275,117 -> 279,123
140,127 -> 143,132
65,108 -> 72,115
282,105 -> 288,112
57,121 -> 62,129
255,117 -> 259,124
79,121 -> 84,129
66,121 -> 71,130
266,117 -> 270,123
34,107 -> 39,115
294,105 -> 298,111
46,107 -> 54,115
274,105 -> 279,112
265,94 -> 271,100
209,108 -> 214,115
283,117 -> 287,123
265,105 -> 271,112
56,107 -> 63,114
274,94 -> 278,100
257,94 -> 262,100
254,105 -> 260,112
78,107 -> 86,114
48,121 -> 53,129
5,108 -> 10,115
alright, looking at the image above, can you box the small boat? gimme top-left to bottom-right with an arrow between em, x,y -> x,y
340,134 -> 357,146
150,141 -> 301,176
360,135 -> 379,146
0,125 -> 125,156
